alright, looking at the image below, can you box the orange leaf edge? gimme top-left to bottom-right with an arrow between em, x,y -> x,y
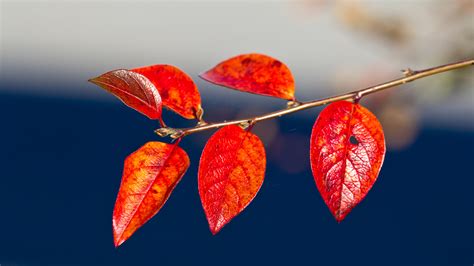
113,141 -> 190,247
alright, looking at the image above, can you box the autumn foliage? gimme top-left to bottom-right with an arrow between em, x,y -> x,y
199,125 -> 266,235
89,53 -> 386,247
310,101 -> 385,222
200,53 -> 295,100
112,141 -> 189,247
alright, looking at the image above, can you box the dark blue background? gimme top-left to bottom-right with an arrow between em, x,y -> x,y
0,87 -> 472,265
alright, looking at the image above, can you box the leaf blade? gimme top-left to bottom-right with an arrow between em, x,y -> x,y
132,65 -> 202,119
200,53 -> 295,100
198,125 -> 266,234
113,141 -> 190,247
89,69 -> 163,120
310,101 -> 385,222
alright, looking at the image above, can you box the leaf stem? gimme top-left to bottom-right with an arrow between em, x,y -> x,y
155,59 -> 474,139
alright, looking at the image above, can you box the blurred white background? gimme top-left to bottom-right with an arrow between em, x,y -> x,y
1,0 -> 473,146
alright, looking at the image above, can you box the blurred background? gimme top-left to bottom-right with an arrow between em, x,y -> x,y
1,0 -> 473,265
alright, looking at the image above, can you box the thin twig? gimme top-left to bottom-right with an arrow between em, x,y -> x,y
155,59 -> 474,139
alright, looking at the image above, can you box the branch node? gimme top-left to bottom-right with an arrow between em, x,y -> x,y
239,119 -> 257,130
239,121 -> 250,129
155,127 -> 183,139
353,92 -> 363,104
401,68 -> 417,77
287,100 -> 302,108
170,130 -> 185,139
243,119 -> 257,131
249,119 -> 257,127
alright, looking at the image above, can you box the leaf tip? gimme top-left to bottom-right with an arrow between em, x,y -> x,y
113,230 -> 125,248
209,224 -> 222,235
198,71 -> 211,82
87,77 -> 99,84
206,213 -> 228,235
333,210 -> 348,223
113,224 -> 126,248
114,238 -> 126,248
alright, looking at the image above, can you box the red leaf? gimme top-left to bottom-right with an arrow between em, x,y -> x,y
200,53 -> 295,100
89,69 -> 163,121
132,65 -> 202,119
198,125 -> 266,234
310,101 -> 385,222
113,141 -> 190,247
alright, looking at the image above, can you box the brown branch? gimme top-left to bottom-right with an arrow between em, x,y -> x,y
155,59 -> 474,139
